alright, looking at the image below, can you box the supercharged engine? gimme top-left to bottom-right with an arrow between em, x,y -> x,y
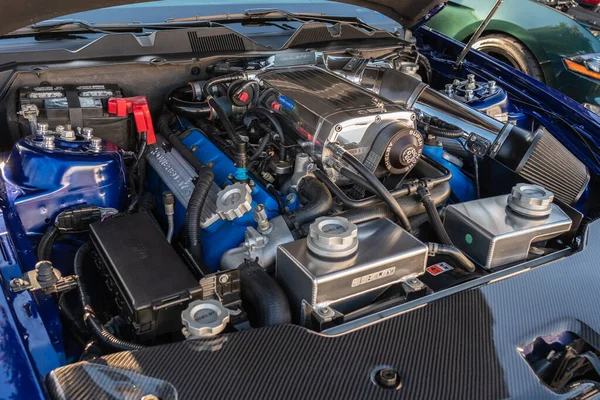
5,48 -> 593,356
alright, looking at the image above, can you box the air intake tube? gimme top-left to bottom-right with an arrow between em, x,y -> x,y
351,67 -> 589,205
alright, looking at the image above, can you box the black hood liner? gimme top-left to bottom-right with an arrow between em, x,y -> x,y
1,0 -> 446,36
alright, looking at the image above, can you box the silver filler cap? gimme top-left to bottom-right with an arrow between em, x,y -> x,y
181,299 -> 230,338
216,182 -> 253,220
42,134 -> 55,150
307,216 -> 358,258
89,137 -> 103,152
82,127 -> 94,140
508,183 -> 554,217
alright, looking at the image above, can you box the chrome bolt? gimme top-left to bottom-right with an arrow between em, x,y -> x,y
36,123 -> 49,136
60,129 -> 76,141
487,80 -> 497,93
82,127 -> 94,140
334,124 -> 343,132
42,134 -> 55,150
254,204 -> 271,233
89,137 -> 103,152
55,125 -> 65,134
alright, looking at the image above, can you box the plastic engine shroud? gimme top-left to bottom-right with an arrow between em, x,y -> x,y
147,121 -> 292,271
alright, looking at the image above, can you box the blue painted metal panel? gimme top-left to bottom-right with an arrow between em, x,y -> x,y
423,144 -> 476,202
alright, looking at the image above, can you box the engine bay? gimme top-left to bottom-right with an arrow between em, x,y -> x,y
2,42 -> 595,361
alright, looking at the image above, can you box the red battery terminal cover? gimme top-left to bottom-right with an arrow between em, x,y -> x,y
107,96 -> 156,144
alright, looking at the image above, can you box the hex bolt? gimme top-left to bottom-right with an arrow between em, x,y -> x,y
488,80 -> 497,93
377,369 -> 399,388
218,274 -> 229,284
89,137 -> 103,152
82,127 -> 94,140
467,74 -> 476,82
334,124 -> 343,132
445,84 -> 454,94
254,204 -> 271,233
37,122 -> 49,136
42,134 -> 55,150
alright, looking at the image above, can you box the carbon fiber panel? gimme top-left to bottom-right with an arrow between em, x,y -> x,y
47,221 -> 600,400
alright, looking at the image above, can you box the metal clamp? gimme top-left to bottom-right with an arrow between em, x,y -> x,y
10,261 -> 78,295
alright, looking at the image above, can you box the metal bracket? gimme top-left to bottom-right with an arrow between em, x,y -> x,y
10,262 -> 78,295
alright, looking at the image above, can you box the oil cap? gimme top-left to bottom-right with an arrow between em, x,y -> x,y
507,183 -> 554,218
307,217 -> 358,258
216,182 -> 253,220
181,300 -> 230,339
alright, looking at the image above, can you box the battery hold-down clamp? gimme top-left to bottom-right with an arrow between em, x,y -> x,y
107,96 -> 156,144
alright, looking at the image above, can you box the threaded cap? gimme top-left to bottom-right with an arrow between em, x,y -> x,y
307,217 -> 358,258
216,182 -> 253,220
508,183 -> 554,217
181,300 -> 230,338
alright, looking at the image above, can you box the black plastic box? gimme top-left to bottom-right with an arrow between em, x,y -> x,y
90,212 -> 202,339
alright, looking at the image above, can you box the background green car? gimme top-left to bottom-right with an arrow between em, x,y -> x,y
427,0 -> 600,107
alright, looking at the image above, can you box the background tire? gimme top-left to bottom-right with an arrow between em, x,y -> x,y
472,34 -> 545,82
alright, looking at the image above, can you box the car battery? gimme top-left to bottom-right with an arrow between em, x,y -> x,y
18,84 -> 135,149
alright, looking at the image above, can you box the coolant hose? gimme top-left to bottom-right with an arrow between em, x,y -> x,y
186,166 -> 214,262
244,107 -> 287,161
167,85 -> 212,119
427,243 -> 476,273
157,113 -> 205,173
74,242 -> 145,351
336,182 -> 451,224
332,145 -> 412,232
37,225 -> 60,261
418,187 -> 453,245
238,260 -> 291,327
286,176 -> 333,227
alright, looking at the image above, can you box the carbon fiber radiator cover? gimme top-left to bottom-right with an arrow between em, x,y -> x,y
47,221 -> 600,400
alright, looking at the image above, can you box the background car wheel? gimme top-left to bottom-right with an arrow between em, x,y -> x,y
472,34 -> 545,82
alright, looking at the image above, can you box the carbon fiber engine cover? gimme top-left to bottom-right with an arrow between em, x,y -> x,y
47,221 -> 600,400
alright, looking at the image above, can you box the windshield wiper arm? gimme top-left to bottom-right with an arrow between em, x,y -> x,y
6,19 -> 146,37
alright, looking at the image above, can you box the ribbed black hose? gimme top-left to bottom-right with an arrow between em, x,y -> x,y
287,176 -> 333,226
239,260 -> 291,327
37,225 -> 60,261
157,113 -> 205,173
417,116 -> 464,138
244,107 -> 287,161
336,183 -> 451,224
418,187 -> 453,246
74,242 -> 145,351
186,167 -> 214,262
427,242 -> 476,273
167,85 -> 212,120
338,150 -> 412,232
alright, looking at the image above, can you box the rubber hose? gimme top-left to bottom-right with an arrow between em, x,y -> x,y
245,107 -> 287,161
336,182 -> 451,223
74,242 -> 144,351
167,86 -> 212,119
339,150 -> 412,232
417,117 -> 463,138
287,176 -> 333,226
207,97 -> 248,169
267,184 -> 286,214
427,242 -> 476,273
418,187 -> 453,246
238,259 -> 291,327
37,225 -> 60,261
249,134 -> 270,162
186,166 -> 214,262
157,113 -> 205,173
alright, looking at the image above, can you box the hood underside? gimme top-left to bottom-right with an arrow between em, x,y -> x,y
2,0 -> 446,36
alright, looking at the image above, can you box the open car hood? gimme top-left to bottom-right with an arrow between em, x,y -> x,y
3,0 -> 446,36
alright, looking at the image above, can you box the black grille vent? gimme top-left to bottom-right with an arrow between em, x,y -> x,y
187,31 -> 246,53
519,132 -> 589,204
288,24 -> 393,48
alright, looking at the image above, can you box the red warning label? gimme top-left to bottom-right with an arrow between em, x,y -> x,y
426,262 -> 454,276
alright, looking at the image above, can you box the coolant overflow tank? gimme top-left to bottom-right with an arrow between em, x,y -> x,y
443,184 -> 572,269
276,218 -> 427,322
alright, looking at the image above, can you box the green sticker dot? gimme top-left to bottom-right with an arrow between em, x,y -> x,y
465,234 -> 473,244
